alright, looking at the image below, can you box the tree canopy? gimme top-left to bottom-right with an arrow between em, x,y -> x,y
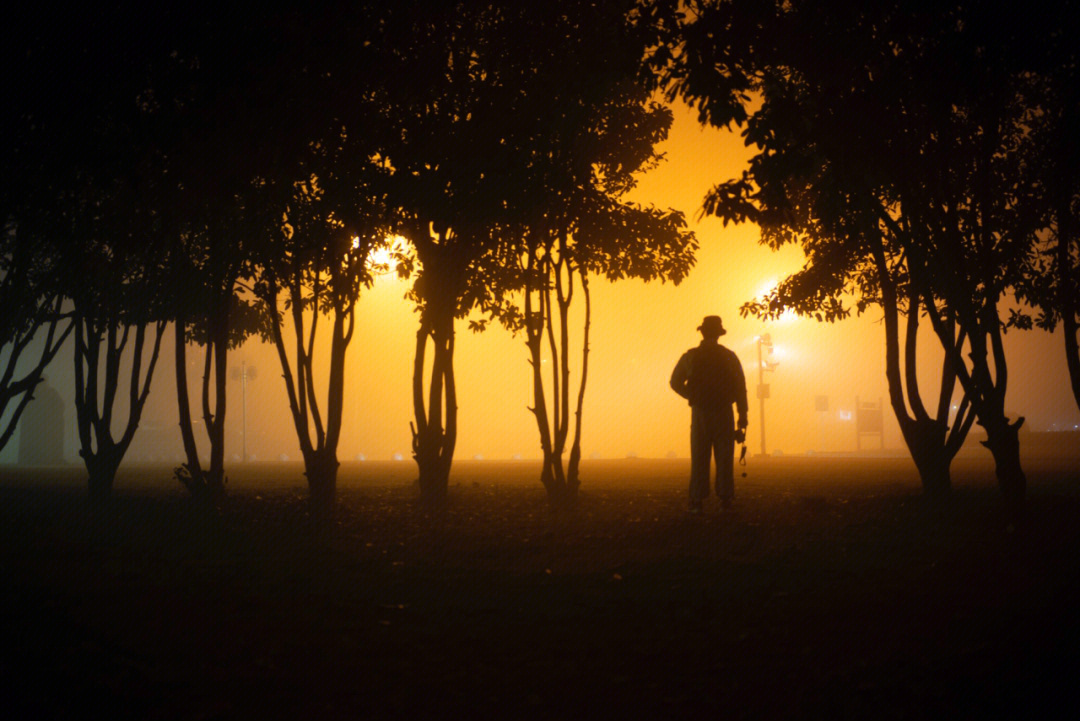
664,0 -> 1052,504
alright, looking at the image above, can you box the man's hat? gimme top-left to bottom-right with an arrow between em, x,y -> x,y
697,315 -> 726,336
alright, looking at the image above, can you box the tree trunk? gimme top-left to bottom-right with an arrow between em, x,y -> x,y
565,445 -> 582,504
542,454 -> 575,512
566,268 -> 590,499
1065,312 -> 1080,414
1056,186 -> 1080,413
903,422 -> 953,499
539,451 -> 572,511
174,319 -> 228,504
206,319 -> 229,494
74,316 -> 164,504
85,446 -> 122,504
981,415 -> 1026,512
874,235 -> 967,501
305,448 -> 339,520
413,301 -> 456,506
174,320 -> 206,498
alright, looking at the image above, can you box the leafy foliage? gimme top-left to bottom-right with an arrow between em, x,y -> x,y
663,0 -> 1051,498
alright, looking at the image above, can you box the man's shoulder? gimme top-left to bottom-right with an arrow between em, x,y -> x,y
680,343 -> 740,366
678,346 -> 699,361
716,344 -> 743,367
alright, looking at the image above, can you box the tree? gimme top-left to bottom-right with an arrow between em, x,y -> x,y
1008,5 -> 1080,416
1,20 -> 75,455
508,1 -> 698,509
379,1 -> 548,505
4,4 -> 174,500
252,133 -> 396,517
61,173 -> 169,502
733,184 -> 979,496
480,0 -> 697,507
0,218 -> 72,455
0,5 -> 139,463
131,3 -> 396,508
131,35 -> 271,503
172,216 -> 263,503
511,201 -> 695,508
378,0 -> 695,506
666,0 -> 1040,504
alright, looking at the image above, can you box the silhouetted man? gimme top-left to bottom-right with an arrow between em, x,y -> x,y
670,315 -> 748,512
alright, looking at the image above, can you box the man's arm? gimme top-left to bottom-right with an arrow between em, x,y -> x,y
670,351 -> 692,400
732,352 -> 749,427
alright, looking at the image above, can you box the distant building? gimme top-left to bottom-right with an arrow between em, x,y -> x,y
18,379 -> 65,465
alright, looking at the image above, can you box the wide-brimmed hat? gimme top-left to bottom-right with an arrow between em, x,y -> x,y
697,315 -> 726,336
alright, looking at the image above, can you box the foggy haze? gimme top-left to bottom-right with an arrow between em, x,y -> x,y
4,104 -> 1079,468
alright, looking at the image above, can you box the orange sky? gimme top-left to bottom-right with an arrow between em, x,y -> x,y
5,101 -> 1078,467
203,102 -> 1079,464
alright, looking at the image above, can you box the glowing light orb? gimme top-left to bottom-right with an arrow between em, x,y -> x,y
354,234 -> 410,277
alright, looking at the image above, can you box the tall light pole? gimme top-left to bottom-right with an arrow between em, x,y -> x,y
230,362 -> 256,462
756,333 -> 779,456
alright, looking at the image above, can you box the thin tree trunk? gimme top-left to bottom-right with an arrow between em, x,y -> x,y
544,259 -> 568,495
74,314 -> 164,503
524,248 -> 559,504
0,294 -> 72,453
524,243 -> 569,508
304,446 -> 339,521
413,299 -> 456,505
979,313 -> 1027,510
174,318 -> 208,498
1064,309 -> 1080,413
872,230 -> 972,499
981,414 -> 1026,511
207,317 -> 229,492
924,293 -> 1026,510
304,302 -> 350,516
566,268 -> 590,497
86,443 -> 123,504
1057,186 -> 1080,412
523,237 -> 592,511
263,267 -> 355,518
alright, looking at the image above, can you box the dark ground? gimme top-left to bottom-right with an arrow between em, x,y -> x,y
2,444 -> 1079,719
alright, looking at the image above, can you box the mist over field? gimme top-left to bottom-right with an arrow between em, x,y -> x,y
4,105 -> 1078,471
5,3 -> 1080,716
4,452 -> 1080,718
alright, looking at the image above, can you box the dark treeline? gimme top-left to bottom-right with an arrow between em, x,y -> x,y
1,1 -> 696,515
663,0 -> 1080,512
1,1 -> 1077,517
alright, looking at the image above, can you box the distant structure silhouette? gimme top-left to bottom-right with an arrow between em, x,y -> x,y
670,316 -> 748,512
17,378 -> 65,465
855,396 -> 885,451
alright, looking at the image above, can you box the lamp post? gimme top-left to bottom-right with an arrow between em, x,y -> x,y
756,333 -> 779,456
230,361 -> 256,462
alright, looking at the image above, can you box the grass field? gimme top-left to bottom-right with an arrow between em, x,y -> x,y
2,450 -> 1079,719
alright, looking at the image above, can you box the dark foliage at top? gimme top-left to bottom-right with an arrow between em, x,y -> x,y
660,0 -> 1080,509
1,2 -> 697,511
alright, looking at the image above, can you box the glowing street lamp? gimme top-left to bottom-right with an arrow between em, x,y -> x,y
756,333 -> 779,456
356,235 -> 409,278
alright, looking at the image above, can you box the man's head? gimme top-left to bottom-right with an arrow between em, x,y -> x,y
697,315 -> 726,339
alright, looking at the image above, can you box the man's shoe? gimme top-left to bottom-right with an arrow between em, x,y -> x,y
688,502 -> 703,514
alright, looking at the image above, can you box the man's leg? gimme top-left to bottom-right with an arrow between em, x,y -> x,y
714,406 -> 736,501
689,407 -> 710,508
